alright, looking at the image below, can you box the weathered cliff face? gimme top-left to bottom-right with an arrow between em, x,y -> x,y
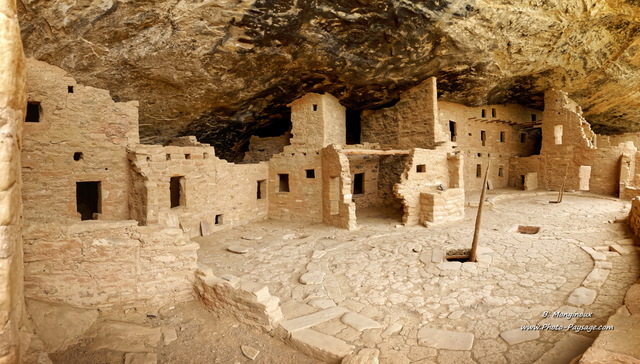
17,0 -> 640,160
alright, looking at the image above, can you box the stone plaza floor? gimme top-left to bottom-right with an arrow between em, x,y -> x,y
195,190 -> 640,363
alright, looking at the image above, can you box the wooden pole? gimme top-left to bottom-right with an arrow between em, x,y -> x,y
469,159 -> 491,262
558,164 -> 569,203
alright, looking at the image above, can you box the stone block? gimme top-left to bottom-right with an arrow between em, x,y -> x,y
567,287 -> 597,306
582,269 -> 610,288
290,328 -> 355,363
340,312 -> 381,331
609,244 -> 632,255
499,328 -> 539,345
417,327 -> 474,350
280,306 -> 349,333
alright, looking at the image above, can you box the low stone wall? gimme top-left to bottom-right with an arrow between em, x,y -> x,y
420,188 -> 465,225
193,265 -> 283,332
24,221 -> 199,308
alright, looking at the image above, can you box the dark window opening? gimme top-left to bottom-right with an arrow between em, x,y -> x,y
306,169 -> 315,178
73,152 -> 83,161
346,109 -> 361,145
185,154 -> 191,160
203,153 -> 209,159
491,108 -> 496,118
477,153 -> 482,157
353,173 -> 364,194
530,128 -> 542,155
531,114 -> 537,122
170,176 -> 185,208
278,174 -> 290,192
500,131 -> 505,143
520,175 -> 525,186
257,180 -> 266,199
449,121 -> 457,142
417,164 -> 426,173
215,214 -> 223,225
26,102 -> 41,122
68,86 -> 74,93
498,166 -> 503,177
312,104 -> 318,111
476,164 -> 482,178
480,130 -> 486,146
520,133 -> 526,143
166,154 -> 171,161
146,156 -> 151,162
481,109 -> 486,118
76,181 -> 101,220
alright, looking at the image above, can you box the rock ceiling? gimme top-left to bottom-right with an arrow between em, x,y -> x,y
18,0 -> 640,161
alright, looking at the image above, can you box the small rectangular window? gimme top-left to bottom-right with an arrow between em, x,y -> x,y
498,166 -> 503,177
449,121 -> 456,142
185,154 -> 191,160
480,130 -> 486,146
215,214 -> 224,225
476,164 -> 482,178
166,154 -> 171,161
26,102 -> 41,122
257,180 -> 266,199
313,104 -> 318,111
491,108 -> 496,118
68,86 -> 74,93
306,169 -> 315,178
170,176 -> 185,208
481,109 -> 486,118
278,174 -> 290,192
417,164 -> 426,173
353,173 -> 364,194
500,131 -> 505,143
531,113 -> 537,122
520,133 -> 526,143
76,181 -> 101,220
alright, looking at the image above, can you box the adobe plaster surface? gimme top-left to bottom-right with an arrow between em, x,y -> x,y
196,190 -> 640,364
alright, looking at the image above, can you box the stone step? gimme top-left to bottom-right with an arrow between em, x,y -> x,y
279,306 -> 349,334
289,328 -> 355,364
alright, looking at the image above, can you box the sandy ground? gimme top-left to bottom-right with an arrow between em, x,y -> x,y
50,300 -> 322,364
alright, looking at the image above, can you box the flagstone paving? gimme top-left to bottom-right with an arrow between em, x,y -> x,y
196,191 -> 640,363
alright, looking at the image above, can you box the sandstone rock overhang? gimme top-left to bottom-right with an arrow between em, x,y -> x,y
17,0 -> 640,161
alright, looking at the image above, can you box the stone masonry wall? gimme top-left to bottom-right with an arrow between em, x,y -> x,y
438,101 -> 541,191
539,90 -> 636,196
289,93 -> 345,150
23,221 -> 198,308
346,154 -> 381,209
322,146 -> 357,230
243,132 -> 291,163
130,143 -> 268,235
0,1 -> 28,361
394,147 -> 464,225
361,77 -> 444,150
267,146 -> 323,223
22,59 -> 139,223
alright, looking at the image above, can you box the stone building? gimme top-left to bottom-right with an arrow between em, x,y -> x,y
4,55 -> 640,363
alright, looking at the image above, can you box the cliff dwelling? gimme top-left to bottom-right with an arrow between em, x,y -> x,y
2,1 -> 640,364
